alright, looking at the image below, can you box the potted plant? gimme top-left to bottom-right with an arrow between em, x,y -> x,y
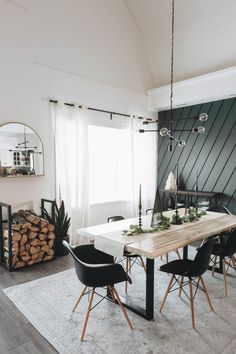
42,200 -> 71,257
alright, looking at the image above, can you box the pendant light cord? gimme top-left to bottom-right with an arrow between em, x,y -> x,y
169,0 -> 175,150
170,0 -> 174,116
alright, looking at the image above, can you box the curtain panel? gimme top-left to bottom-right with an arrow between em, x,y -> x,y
52,103 -> 90,245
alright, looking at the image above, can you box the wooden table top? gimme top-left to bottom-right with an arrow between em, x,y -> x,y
77,210 -> 236,259
125,214 -> 236,259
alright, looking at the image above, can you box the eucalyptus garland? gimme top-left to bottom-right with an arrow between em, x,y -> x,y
122,209 -> 207,236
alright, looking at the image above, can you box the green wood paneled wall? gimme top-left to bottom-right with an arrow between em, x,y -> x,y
158,97 -> 236,212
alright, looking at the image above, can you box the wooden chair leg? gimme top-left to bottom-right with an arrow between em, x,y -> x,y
112,286 -> 133,330
160,275 -> 174,312
179,276 -> 184,297
222,258 -> 228,297
108,285 -> 116,302
125,258 -> 129,293
139,256 -> 147,272
72,286 -> 87,312
189,279 -> 195,329
199,276 -> 213,311
175,249 -> 181,259
231,256 -> 236,270
80,288 -> 95,341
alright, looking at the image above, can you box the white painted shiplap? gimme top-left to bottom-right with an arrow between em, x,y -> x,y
125,0 -> 236,88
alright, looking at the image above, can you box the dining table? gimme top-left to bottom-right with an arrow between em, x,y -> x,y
76,209 -> 236,320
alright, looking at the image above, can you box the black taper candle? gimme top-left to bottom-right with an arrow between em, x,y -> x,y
195,170 -> 198,213
138,184 -> 142,229
175,162 -> 178,217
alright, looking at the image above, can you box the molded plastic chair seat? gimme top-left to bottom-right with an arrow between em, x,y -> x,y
211,243 -> 224,256
107,215 -> 124,223
159,259 -> 194,276
63,241 -> 133,341
124,251 -> 140,257
72,244 -> 131,287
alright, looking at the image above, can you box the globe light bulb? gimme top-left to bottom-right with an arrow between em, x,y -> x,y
192,127 -> 198,133
199,113 -> 208,122
178,140 -> 185,147
197,126 -> 205,134
160,127 -> 169,136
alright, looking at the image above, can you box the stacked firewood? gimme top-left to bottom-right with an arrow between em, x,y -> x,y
3,210 -> 55,269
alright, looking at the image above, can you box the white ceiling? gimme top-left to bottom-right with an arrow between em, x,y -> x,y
125,0 -> 236,88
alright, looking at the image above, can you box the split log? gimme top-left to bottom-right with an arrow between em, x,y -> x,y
13,232 -> 21,242
20,234 -> 27,246
48,224 -> 55,232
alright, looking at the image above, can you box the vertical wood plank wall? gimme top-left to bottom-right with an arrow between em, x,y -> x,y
158,97 -> 236,212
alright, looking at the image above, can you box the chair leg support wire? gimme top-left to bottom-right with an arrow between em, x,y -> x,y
74,286 -> 133,341
211,255 -> 236,296
160,274 -> 214,327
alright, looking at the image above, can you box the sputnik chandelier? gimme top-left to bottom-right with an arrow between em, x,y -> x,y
139,0 -> 208,151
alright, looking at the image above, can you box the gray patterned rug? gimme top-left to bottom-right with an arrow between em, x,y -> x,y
3,255 -> 236,354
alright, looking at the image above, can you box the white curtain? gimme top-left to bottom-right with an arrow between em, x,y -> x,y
52,103 -> 90,245
130,116 -> 157,217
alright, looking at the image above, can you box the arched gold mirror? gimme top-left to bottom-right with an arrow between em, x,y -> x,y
0,123 -> 44,177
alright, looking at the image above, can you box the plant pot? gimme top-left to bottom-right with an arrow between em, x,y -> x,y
56,234 -> 70,257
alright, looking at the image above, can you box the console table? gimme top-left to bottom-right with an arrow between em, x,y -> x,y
160,189 -> 220,209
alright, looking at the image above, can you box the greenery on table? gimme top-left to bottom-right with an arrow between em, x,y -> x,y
122,208 -> 207,236
182,207 -> 207,222
122,215 -> 171,236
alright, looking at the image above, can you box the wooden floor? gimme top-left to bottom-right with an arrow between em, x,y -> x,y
0,256 -> 73,354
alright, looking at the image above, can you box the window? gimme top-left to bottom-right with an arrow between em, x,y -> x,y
89,125 -> 132,204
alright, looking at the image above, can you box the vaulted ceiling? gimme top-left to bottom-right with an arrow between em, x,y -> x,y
125,0 -> 236,88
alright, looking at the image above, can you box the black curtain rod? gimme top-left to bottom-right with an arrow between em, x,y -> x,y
49,99 -> 152,121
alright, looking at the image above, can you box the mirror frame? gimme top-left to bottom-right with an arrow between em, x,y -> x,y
0,122 -> 44,178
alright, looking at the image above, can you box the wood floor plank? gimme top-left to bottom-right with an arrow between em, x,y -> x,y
21,323 -> 58,354
0,333 -> 12,354
10,341 -> 46,354
0,254 -> 73,354
0,308 -> 28,350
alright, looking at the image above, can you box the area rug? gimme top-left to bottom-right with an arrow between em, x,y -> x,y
3,257 -> 236,354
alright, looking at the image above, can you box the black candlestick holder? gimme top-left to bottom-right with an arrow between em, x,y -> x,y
171,193 -> 182,225
138,203 -> 142,230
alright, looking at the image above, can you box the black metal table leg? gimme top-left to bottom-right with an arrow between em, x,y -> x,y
183,245 -> 188,259
119,257 -> 154,320
145,258 -> 154,320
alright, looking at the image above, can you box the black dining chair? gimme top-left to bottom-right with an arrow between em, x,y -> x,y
63,241 -> 133,341
107,215 -> 146,293
107,215 -> 125,223
210,229 -> 236,296
207,205 -> 232,215
207,205 -> 233,244
145,208 -> 154,215
190,205 -> 232,250
159,238 -> 214,329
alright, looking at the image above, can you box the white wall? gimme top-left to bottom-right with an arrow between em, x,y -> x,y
148,66 -> 236,111
0,0 -> 153,223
